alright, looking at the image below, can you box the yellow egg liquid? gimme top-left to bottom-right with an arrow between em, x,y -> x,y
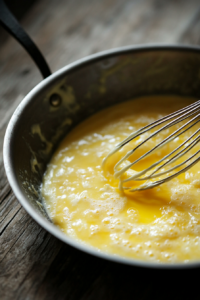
42,96 -> 200,263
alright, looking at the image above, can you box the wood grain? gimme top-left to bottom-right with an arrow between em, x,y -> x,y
1,0 -> 200,298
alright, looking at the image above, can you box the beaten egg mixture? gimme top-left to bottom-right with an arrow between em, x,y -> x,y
42,96 -> 200,263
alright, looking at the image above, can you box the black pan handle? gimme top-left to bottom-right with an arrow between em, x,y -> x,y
0,0 -> 51,78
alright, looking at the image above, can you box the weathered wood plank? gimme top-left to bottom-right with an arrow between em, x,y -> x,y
1,0 -> 200,299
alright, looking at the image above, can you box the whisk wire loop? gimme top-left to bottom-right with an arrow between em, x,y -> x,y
102,100 -> 200,191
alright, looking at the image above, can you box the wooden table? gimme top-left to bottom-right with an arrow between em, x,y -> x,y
1,0 -> 200,298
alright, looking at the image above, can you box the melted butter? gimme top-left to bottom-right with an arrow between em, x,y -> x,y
42,96 -> 200,263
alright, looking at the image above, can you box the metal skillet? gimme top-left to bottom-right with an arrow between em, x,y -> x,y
1,0 -> 200,269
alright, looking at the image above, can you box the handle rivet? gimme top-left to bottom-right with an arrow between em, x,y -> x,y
49,94 -> 61,107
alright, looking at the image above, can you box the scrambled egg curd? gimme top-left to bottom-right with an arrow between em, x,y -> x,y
42,96 -> 200,263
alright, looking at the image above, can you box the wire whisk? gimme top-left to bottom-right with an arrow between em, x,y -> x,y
102,100 -> 200,192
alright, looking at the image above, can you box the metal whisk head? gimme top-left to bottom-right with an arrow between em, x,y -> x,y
102,100 -> 200,192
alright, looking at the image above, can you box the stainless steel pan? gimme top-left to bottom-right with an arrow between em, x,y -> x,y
2,0 -> 200,269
